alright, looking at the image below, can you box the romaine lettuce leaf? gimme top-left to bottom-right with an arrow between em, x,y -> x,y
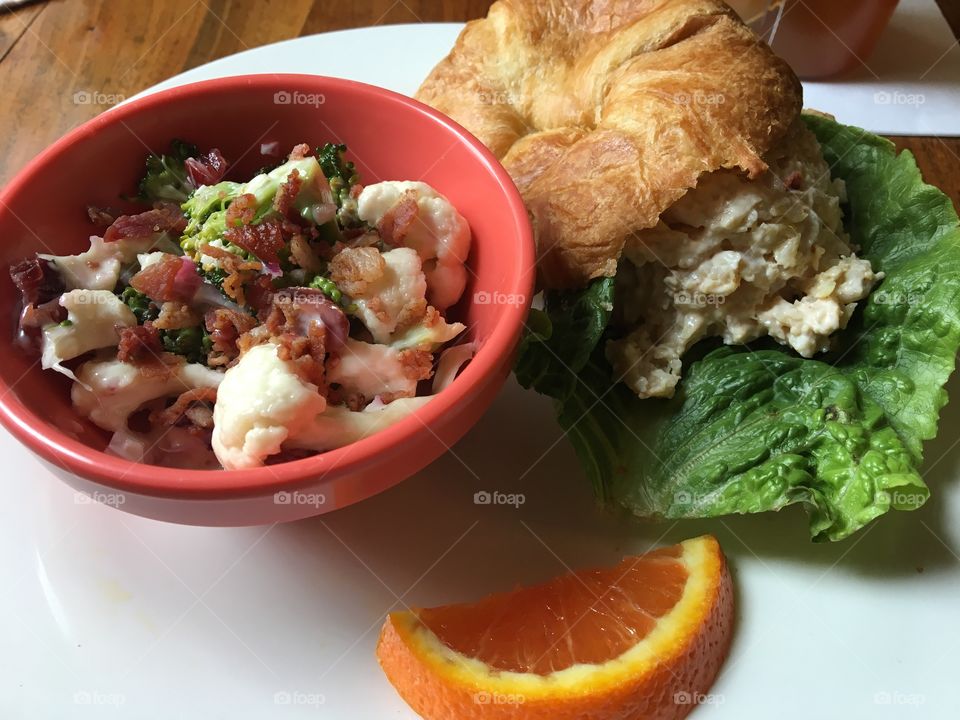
515,116 -> 960,541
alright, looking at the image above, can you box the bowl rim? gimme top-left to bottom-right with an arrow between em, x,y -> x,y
0,73 -> 535,499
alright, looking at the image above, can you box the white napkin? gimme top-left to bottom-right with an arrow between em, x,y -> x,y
803,0 -> 960,136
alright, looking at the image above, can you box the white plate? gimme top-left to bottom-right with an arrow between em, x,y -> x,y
4,17 -> 960,720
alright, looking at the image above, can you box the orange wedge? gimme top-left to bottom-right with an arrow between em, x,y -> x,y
377,535 -> 733,720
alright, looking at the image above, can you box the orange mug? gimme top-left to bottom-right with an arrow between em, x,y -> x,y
726,0 -> 900,79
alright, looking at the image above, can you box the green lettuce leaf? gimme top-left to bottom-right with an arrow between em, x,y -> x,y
515,277 -> 614,400
516,115 -> 960,541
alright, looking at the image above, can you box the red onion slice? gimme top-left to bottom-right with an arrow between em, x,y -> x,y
185,149 -> 228,187
432,342 -> 476,394
262,260 -> 283,278
172,256 -> 202,301
272,287 -> 349,352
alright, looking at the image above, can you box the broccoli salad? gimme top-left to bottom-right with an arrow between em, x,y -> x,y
9,141 -> 472,470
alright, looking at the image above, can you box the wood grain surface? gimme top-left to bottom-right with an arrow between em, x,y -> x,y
0,0 -> 957,208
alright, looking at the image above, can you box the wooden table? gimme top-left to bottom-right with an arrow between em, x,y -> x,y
0,0 -> 957,208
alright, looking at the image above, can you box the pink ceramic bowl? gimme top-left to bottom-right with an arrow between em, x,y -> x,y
0,74 -> 534,525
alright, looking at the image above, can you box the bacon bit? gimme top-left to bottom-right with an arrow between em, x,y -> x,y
154,302 -> 201,331
150,387 -> 218,428
225,193 -> 257,227
288,143 -> 312,160
395,298 -> 428,333
130,255 -> 193,303
204,308 -> 257,366
398,349 -> 434,381
10,256 -> 64,307
199,243 -> 262,306
289,234 -> 323,273
784,171 -> 803,190
423,305 -> 442,328
273,168 -> 303,218
185,149 -> 228,187
236,324 -> 271,354
329,246 -> 384,296
270,288 -> 349,351
222,273 -> 247,306
237,288 -> 347,388
103,204 -> 187,242
377,190 -> 419,245
365,297 -> 390,324
197,244 -> 238,262
274,332 -> 327,389
86,205 -> 116,227
224,218 -> 285,264
116,322 -> 164,364
349,183 -> 364,199
245,275 -> 275,314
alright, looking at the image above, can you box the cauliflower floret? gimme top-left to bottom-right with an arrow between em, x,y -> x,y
40,237 -> 124,291
287,397 -> 431,453
328,338 -> 419,400
350,247 -> 428,343
136,251 -> 168,270
72,359 -> 223,433
333,246 -> 465,347
40,235 -> 168,291
358,181 -> 471,310
389,313 -> 465,351
211,342 -> 433,469
42,290 -> 137,376
211,343 -> 327,470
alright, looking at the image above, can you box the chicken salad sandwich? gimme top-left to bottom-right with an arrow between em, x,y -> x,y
416,0 -> 960,540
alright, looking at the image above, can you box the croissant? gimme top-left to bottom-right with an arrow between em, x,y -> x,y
416,0 -> 802,289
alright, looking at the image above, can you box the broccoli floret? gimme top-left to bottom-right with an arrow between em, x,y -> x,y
119,286 -> 159,324
243,157 -> 329,219
198,265 -> 228,290
317,143 -> 358,203
181,155 -> 350,257
182,181 -> 243,234
182,208 -> 230,255
160,326 -> 211,365
197,264 -> 237,301
317,144 -> 363,229
308,275 -> 343,303
138,139 -> 198,204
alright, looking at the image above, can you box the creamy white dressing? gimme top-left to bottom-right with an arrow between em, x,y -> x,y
328,338 -> 417,400
41,235 -> 172,291
72,359 -> 223,433
41,290 -> 136,374
287,397 -> 431,454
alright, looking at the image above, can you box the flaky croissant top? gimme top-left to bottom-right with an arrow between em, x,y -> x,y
416,0 -> 802,289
